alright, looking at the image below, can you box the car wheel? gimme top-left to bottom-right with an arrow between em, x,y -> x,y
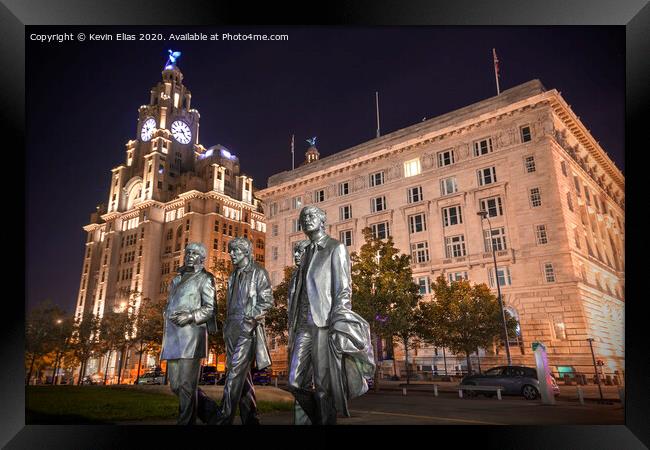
522,385 -> 539,400
483,393 -> 495,398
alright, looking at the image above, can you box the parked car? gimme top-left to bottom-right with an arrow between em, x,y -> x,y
199,365 -> 219,385
461,365 -> 560,400
252,369 -> 272,385
136,370 -> 165,385
81,373 -> 103,385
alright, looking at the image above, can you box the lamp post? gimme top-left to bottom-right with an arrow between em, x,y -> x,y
477,210 -> 512,366
586,338 -> 604,402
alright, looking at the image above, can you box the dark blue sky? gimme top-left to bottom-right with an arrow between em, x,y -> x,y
26,26 -> 624,313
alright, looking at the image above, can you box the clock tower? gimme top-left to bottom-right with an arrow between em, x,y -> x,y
75,54 -> 267,384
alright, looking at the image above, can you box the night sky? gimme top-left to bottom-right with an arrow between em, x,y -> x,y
26,26 -> 625,314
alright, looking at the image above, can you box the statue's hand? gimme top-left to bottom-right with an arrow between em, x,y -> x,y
242,316 -> 257,333
171,310 -> 193,326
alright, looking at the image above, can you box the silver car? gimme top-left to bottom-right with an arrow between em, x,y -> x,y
461,365 -> 560,400
136,371 -> 165,385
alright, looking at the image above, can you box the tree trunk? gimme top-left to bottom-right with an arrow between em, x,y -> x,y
135,342 -> 144,384
373,334 -> 382,391
121,345 -> 131,383
77,359 -> 86,385
465,352 -> 472,376
116,348 -> 124,385
26,353 -> 37,385
443,348 -> 448,376
103,350 -> 112,385
391,338 -> 399,379
476,348 -> 481,374
404,337 -> 410,385
51,351 -> 61,385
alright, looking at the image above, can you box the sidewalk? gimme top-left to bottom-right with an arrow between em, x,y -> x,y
366,380 -> 624,401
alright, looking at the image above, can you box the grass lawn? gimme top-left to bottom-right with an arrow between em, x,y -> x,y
26,386 -> 292,424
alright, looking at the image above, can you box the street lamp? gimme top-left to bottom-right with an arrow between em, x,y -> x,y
477,210 -> 512,366
586,337 -> 605,402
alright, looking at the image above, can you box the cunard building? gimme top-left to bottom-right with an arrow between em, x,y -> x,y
75,57 -> 266,380
258,80 -> 625,378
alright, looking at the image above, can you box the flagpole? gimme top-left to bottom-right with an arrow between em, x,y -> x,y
375,91 -> 381,138
291,134 -> 295,170
493,48 -> 501,95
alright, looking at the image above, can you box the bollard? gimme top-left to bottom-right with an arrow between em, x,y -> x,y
497,389 -> 502,400
274,377 -> 278,388
402,387 -> 407,396
433,384 -> 438,397
618,387 -> 625,408
577,386 -> 585,405
459,388 -> 463,399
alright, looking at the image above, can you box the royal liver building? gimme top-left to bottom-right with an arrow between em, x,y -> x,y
75,57 -> 266,379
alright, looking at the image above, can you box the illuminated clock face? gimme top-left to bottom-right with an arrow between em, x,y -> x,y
140,117 -> 156,142
171,120 -> 192,144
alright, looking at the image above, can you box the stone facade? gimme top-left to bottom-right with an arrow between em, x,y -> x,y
75,64 -> 266,381
258,80 -> 625,376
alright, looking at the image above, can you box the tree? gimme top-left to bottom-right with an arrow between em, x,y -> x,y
132,296 -> 166,383
69,311 -> 101,385
25,300 -> 67,384
351,228 -> 426,385
424,276 -> 518,375
265,266 -> 292,346
207,259 -> 230,364
51,314 -> 74,384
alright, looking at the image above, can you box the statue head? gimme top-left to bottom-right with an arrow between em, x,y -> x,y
228,237 -> 253,267
299,205 -> 327,234
293,240 -> 310,266
184,242 -> 207,269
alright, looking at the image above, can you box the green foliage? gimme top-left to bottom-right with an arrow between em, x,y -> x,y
133,296 -> 166,358
422,275 -> 518,372
265,266 -> 292,345
351,228 -> 426,382
207,259 -> 230,357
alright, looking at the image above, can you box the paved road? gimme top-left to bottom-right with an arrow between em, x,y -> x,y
121,388 -> 623,425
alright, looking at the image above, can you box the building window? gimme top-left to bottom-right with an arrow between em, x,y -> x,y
291,218 -> 302,233
520,126 -> 532,143
371,222 -> 390,240
473,138 -> 493,157
561,160 -> 568,177
535,225 -> 548,245
447,271 -> 468,283
417,277 -> 431,295
444,235 -> 466,258
339,181 -> 350,196
479,196 -> 503,218
483,227 -> 507,252
566,192 -> 574,212
340,230 -> 353,246
411,241 -> 430,263
340,205 -> 352,221
213,238 -> 219,250
404,158 -> 421,177
477,166 -> 497,186
269,202 -> 278,217
488,266 -> 512,287
574,229 -> 581,249
437,149 -> 455,167
291,196 -> 302,209
583,186 -> 591,205
272,224 -> 279,237
371,196 -> 387,213
529,187 -> 542,207
552,315 -> 567,340
442,205 -> 463,227
573,176 -> 581,196
440,176 -> 458,196
369,171 -> 385,187
272,247 -> 278,261
524,155 -> 536,173
408,213 -> 427,233
544,262 -> 556,282
315,189 -> 325,203
407,186 -> 423,203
